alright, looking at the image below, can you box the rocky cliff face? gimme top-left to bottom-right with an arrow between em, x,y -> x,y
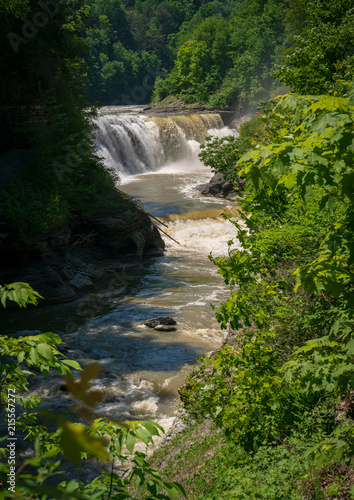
0,208 -> 165,305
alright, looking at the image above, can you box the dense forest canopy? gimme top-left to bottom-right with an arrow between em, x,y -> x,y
81,0 -> 354,105
83,0 -> 288,105
82,0 -> 204,104
275,0 -> 354,94
0,0 -> 129,238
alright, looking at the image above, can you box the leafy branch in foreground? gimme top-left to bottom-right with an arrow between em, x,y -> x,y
0,282 -> 43,309
0,284 -> 185,499
238,89 -> 354,309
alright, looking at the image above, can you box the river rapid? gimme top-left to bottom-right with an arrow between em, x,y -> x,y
2,109 -> 240,438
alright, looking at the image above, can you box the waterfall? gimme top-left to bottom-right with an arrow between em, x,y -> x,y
94,112 -> 226,179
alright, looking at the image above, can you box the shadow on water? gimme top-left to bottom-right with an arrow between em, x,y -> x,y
1,258 -> 212,376
0,257 -> 186,333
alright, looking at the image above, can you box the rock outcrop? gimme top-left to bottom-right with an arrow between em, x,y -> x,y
0,208 -> 165,305
144,317 -> 177,331
201,173 -> 245,200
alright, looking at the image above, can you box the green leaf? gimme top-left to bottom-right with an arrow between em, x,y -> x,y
125,432 -> 136,454
346,340 -> 354,355
140,421 -> 164,437
65,479 -> 79,493
147,479 -> 158,496
135,425 -> 153,445
37,343 -> 54,362
29,347 -> 39,366
62,359 -> 82,371
1,291 -> 7,308
17,351 -> 25,363
162,482 -> 180,499
115,434 -> 124,456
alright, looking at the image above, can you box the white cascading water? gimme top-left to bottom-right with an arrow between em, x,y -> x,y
94,112 -> 226,181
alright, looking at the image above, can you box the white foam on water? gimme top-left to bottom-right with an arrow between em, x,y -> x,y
164,217 -> 240,257
207,126 -> 238,138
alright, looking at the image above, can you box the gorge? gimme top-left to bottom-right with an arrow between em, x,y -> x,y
1,108 -> 240,446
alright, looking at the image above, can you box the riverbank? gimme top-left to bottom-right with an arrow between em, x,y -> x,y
0,201 -> 165,306
144,322 -> 354,500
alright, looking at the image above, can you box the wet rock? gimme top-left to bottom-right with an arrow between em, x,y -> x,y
143,224 -> 165,254
201,173 -> 244,200
144,246 -> 164,257
144,317 -> 177,329
68,274 -> 93,292
154,324 -> 177,332
0,207 -> 166,306
156,414 -> 188,450
130,230 -> 146,258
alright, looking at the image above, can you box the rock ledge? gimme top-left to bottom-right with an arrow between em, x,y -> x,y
0,208 -> 165,305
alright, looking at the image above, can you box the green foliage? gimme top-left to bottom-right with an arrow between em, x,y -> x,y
0,0 -> 134,239
198,116 -> 265,181
0,283 -> 81,413
148,419 -> 353,499
150,0 -> 354,105
180,86 -> 354,497
153,0 -> 287,106
202,443 -> 317,500
84,0 -> 163,104
181,338 -> 308,452
0,0 -> 29,17
285,335 -> 354,396
199,135 -> 243,182
238,90 -> 354,304
274,0 -> 354,95
82,419 -> 186,499
0,102 -> 129,237
0,330 -> 81,397
0,282 -> 42,308
169,16 -> 232,103
83,0 -> 208,104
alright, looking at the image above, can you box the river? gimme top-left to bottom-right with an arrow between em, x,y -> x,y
2,108 -> 240,437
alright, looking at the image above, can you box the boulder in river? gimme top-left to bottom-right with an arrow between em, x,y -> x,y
154,324 -> 177,332
144,317 -> 177,329
201,173 -> 245,200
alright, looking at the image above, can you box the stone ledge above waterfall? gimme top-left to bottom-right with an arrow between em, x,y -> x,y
0,207 -> 165,306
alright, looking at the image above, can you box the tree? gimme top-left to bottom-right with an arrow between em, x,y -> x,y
274,0 -> 354,95
0,0 -> 127,239
153,0 -> 287,106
